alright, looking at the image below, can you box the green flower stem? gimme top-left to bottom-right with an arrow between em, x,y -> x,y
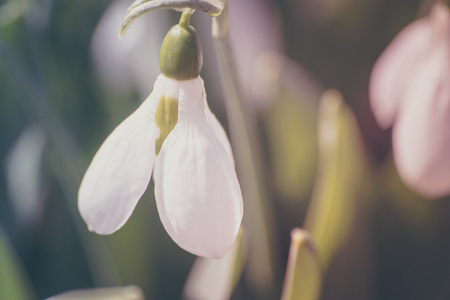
179,10 -> 191,27
119,0 -> 224,37
212,4 -> 280,295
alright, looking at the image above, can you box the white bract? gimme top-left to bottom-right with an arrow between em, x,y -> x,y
78,74 -> 243,258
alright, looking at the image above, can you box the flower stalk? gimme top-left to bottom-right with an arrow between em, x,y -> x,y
119,0 -> 224,37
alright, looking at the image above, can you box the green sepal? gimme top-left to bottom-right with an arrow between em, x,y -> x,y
159,12 -> 203,80
155,96 -> 179,155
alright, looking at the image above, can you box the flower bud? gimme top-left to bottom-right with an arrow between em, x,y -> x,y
160,12 -> 203,80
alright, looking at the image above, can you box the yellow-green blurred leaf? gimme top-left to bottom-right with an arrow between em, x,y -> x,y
183,227 -> 246,300
46,285 -> 144,300
0,229 -> 35,300
281,228 -> 321,300
0,0 -> 28,27
378,156 -> 437,234
263,53 -> 321,201
106,190 -> 158,296
304,89 -> 366,271
266,92 -> 318,200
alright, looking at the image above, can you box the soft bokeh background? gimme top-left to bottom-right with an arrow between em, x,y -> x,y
1,0 -> 450,299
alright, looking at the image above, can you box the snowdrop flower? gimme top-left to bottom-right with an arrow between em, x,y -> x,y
370,2 -> 450,198
79,12 -> 243,258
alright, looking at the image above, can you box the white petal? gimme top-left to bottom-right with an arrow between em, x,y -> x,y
197,78 -> 234,163
393,42 -> 450,198
78,75 -> 165,234
205,109 -> 234,163
153,78 -> 243,258
369,16 -> 433,129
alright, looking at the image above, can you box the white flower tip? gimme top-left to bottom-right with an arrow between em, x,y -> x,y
395,161 -> 450,200
157,190 -> 243,259
201,246 -> 233,260
87,226 -> 110,235
398,173 -> 450,200
77,192 -> 123,236
86,221 -> 115,236
162,197 -> 243,259
178,220 -> 243,259
394,131 -> 450,200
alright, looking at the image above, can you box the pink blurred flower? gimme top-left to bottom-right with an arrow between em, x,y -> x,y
370,2 -> 450,198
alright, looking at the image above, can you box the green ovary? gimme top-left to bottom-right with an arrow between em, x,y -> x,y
155,96 -> 179,155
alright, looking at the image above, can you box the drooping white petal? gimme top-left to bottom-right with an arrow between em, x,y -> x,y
369,16 -> 434,129
78,76 -> 165,234
197,78 -> 234,162
153,78 -> 243,258
205,108 -> 234,163
392,42 -> 450,198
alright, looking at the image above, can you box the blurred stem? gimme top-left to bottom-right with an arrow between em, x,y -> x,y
212,3 -> 279,295
0,37 -> 121,287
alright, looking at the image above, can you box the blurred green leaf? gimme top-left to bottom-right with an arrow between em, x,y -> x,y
304,89 -> 366,271
281,228 -> 321,300
5,125 -> 46,228
260,52 -> 321,201
46,286 -> 144,300
0,0 -> 28,27
105,191 -> 158,298
378,157 -> 437,234
266,89 -> 318,201
0,229 -> 35,300
183,227 -> 246,300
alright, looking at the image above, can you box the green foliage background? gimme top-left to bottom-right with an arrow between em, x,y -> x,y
1,0 -> 450,299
